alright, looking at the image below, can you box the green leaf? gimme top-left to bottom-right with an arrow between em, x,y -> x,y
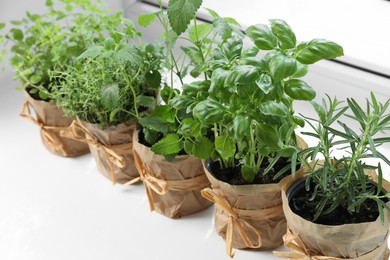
165,30 -> 178,51
11,28 -> 23,41
151,105 -> 175,123
291,62 -> 309,78
192,137 -> 214,159
233,114 -> 251,141
292,116 -> 305,127
30,75 -> 42,85
295,39 -> 344,64
139,117 -> 169,133
269,53 -> 297,82
241,165 -> 256,183
46,0 -> 53,7
269,19 -> 296,49
167,0 -> 203,35
180,118 -> 203,138
77,46 -> 104,60
116,45 -> 143,65
189,23 -> 212,42
138,13 -> 158,27
311,101 -> 326,123
213,17 -> 232,39
255,123 -> 282,149
0,23 -> 5,30
256,74 -> 273,94
246,24 -> 278,50
151,134 -> 183,156
145,70 -> 161,89
136,95 -> 155,107
205,8 -> 219,18
101,84 -> 119,111
215,134 -> 236,160
259,101 -> 288,117
285,79 -> 316,100
228,65 -> 259,84
193,99 -> 228,125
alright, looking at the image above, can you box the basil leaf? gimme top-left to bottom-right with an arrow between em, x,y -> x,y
269,19 -> 296,49
295,39 -> 344,64
246,24 -> 278,50
285,79 -> 316,101
269,53 -> 297,82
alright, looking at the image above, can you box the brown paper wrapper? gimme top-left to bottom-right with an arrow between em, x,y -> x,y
68,119 -> 139,184
131,130 -> 212,219
201,135 -> 309,258
21,91 -> 89,157
202,163 -> 286,254
275,169 -> 390,259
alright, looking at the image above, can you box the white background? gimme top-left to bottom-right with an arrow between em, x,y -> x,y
1,1 -> 390,260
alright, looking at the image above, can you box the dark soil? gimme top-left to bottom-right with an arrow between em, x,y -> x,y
289,180 -> 386,225
208,157 -> 292,185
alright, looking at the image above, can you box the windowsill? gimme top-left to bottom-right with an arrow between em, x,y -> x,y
143,0 -> 390,77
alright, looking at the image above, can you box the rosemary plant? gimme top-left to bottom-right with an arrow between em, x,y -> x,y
299,94 -> 390,223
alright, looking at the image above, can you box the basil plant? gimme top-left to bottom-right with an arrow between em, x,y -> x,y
169,19 -> 344,183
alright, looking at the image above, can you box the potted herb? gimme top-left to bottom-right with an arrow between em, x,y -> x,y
275,94 -> 390,259
168,19 -> 343,256
129,84 -> 212,218
51,19 -> 162,184
0,0 -> 109,157
129,1 -> 240,218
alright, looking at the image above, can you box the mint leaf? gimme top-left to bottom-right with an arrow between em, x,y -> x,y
138,13 -> 158,27
101,84 -> 119,111
151,134 -> 183,155
192,137 -> 214,159
215,134 -> 235,160
167,0 -> 203,35
189,23 -> 212,42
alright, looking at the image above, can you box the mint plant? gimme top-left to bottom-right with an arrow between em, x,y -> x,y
298,94 -> 390,223
169,19 -> 344,183
136,0 -> 242,159
51,17 -> 162,128
0,0 -> 113,100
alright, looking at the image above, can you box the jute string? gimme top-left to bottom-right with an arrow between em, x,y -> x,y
61,120 -> 133,185
201,187 -> 284,258
20,101 -> 66,150
125,149 -> 210,211
274,229 -> 389,260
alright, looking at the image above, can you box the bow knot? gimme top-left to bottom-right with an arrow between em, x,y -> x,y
126,149 -> 210,212
62,120 -> 133,184
20,101 -> 67,149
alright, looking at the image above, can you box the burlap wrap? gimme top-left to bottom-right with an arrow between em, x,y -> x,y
62,118 -> 138,184
21,91 -> 89,157
274,169 -> 390,260
128,130 -> 212,218
201,136 -> 308,258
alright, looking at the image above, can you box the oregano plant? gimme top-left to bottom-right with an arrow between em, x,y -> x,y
0,0 -> 115,100
298,94 -> 390,224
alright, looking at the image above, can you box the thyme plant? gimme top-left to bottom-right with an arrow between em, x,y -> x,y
299,94 -> 390,222
51,16 -> 162,128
